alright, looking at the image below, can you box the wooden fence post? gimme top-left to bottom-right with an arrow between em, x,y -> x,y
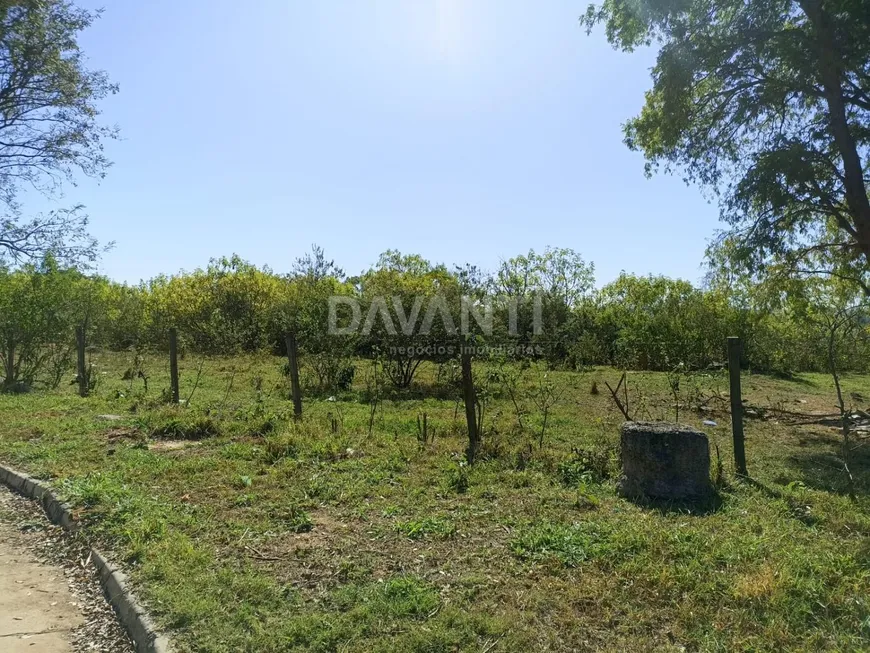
460,343 -> 479,464
727,336 -> 747,476
76,325 -> 88,398
169,327 -> 180,405
285,333 -> 302,419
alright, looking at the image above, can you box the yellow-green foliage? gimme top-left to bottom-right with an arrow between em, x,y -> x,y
4,249 -> 870,382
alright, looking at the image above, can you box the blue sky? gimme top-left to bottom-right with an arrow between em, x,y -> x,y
33,0 -> 721,286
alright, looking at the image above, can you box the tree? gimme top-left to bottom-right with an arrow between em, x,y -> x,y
292,244 -> 344,281
582,0 -> 870,283
453,262 -> 489,299
494,247 -> 593,305
276,250 -> 357,392
358,252 -> 461,388
1,206 -> 105,267
492,247 -> 594,361
596,273 -> 729,370
149,256 -> 282,354
0,256 -> 89,390
769,273 -> 869,495
0,1 -> 118,265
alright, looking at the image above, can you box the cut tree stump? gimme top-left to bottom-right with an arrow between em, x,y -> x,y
617,421 -> 713,500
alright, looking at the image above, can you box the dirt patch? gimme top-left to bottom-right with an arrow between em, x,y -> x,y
104,427 -> 140,442
232,508 -> 513,600
148,439 -> 201,452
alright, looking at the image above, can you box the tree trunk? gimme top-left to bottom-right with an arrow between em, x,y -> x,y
3,338 -> 14,387
828,324 -> 856,499
76,325 -> 88,398
727,337 -> 747,476
168,327 -> 179,404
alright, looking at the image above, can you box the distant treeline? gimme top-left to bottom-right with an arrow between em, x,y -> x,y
2,246 -> 868,390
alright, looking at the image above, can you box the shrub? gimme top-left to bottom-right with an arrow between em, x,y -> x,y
443,463 -> 469,494
556,447 -> 615,486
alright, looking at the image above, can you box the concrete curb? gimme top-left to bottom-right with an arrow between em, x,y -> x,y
0,464 -> 173,653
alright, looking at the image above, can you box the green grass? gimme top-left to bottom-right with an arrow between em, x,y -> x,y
394,516 -> 457,540
509,520 -> 612,567
0,351 -> 869,651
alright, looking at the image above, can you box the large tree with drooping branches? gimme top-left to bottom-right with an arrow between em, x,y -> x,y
583,0 -> 870,286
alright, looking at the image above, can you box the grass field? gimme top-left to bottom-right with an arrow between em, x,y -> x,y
0,352 -> 868,652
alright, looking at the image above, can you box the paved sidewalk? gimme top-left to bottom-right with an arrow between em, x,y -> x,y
0,544 -> 82,651
0,485 -> 133,652
0,490 -> 82,651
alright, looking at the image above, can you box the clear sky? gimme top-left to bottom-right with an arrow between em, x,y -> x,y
33,0 -> 721,286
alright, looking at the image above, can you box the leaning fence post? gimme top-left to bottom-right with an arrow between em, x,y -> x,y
460,342 -> 479,464
75,325 -> 88,398
727,336 -> 747,476
285,332 -> 302,419
169,327 -> 180,405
